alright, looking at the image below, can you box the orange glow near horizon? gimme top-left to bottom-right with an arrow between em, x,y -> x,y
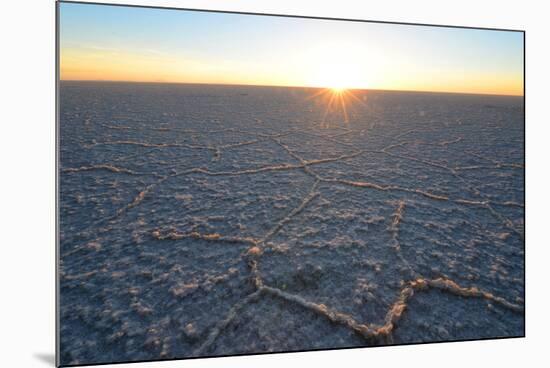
59,45 -> 523,96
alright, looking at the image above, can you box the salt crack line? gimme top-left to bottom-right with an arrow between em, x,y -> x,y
383,137 -> 463,152
383,150 -> 452,172
169,262 -> 242,298
382,142 -> 407,152
454,165 -> 497,171
261,180 -> 320,243
151,229 -> 258,246
391,201 -> 406,230
62,164 -> 144,176
321,178 -> 449,201
98,124 -> 238,135
464,150 -> 523,169
389,201 -> 406,251
329,130 -> 354,139
271,137 -> 352,181
394,129 -> 422,140
380,277 -> 524,336
454,163 -> 524,171
260,277 -> 523,342
89,140 -> 211,150
248,259 -> 264,289
439,137 -> 463,146
99,123 -> 133,131
174,164 -> 304,177
454,199 -> 488,206
261,285 -> 377,339
486,203 -> 524,240
388,201 -> 417,278
172,150 -> 364,179
61,270 -> 100,281
110,176 -> 169,220
293,129 -> 356,148
271,137 -> 308,164
407,278 -> 524,313
218,139 -> 261,150
493,201 -> 524,208
194,289 -> 263,355
306,151 -> 365,166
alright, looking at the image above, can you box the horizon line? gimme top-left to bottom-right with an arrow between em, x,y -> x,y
59,79 -> 524,98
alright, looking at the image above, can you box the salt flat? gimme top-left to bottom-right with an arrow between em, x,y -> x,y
59,81 -> 524,365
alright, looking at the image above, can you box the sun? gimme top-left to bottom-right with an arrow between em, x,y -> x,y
324,77 -> 348,92
316,72 -> 354,91
309,58 -> 366,91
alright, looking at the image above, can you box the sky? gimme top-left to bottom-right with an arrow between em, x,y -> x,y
59,2 -> 524,96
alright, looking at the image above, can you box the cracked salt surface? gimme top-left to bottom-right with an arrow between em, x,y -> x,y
59,82 -> 524,366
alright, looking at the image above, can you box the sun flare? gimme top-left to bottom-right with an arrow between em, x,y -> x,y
308,54 -> 367,91
331,87 -> 346,94
308,86 -> 366,127
314,68 -> 358,91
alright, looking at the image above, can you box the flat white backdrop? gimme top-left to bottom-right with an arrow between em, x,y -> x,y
1,0 -> 548,367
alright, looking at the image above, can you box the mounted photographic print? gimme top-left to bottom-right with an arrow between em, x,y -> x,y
56,1 -> 525,366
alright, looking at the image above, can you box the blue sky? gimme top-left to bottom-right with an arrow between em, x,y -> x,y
59,2 -> 524,95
